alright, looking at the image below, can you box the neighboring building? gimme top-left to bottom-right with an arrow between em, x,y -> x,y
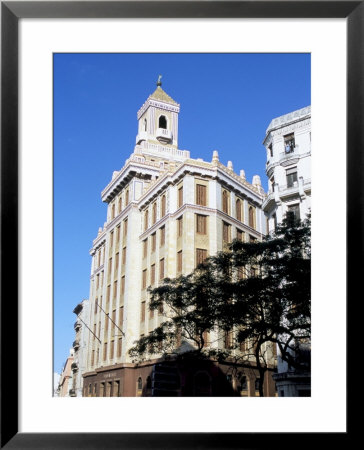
82,80 -> 277,397
262,106 -> 311,397
71,299 -> 90,397
57,349 -> 74,397
262,106 -> 311,232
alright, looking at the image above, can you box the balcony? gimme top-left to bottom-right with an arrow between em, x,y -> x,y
71,362 -> 78,372
73,340 -> 80,351
74,321 -> 81,331
156,128 -> 172,144
136,130 -> 148,144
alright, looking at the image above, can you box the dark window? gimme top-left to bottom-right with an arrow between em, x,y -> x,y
137,377 -> 143,390
284,133 -> 295,153
287,204 -> 300,222
159,115 -> 167,129
286,168 -> 298,187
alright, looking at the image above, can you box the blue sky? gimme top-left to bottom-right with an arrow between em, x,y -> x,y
53,53 -> 310,373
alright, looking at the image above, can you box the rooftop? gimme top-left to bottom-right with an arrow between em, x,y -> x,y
265,106 -> 311,134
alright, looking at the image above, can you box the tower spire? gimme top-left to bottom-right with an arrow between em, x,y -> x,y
157,74 -> 162,87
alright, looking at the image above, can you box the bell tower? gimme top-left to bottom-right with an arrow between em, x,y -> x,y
136,76 -> 180,148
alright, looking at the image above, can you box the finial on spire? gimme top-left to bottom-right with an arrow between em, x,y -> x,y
157,74 -> 162,87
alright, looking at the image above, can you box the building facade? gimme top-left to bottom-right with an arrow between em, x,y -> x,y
82,81 -> 278,397
262,107 -> 311,397
262,106 -> 311,232
70,299 -> 90,397
57,349 -> 74,397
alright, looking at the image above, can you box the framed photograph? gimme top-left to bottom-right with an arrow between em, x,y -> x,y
1,1 -> 360,448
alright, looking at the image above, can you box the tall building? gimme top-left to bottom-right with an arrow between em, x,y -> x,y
262,106 -> 311,397
82,80 -> 277,397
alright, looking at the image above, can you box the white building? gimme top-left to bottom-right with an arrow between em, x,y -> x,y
262,106 -> 311,232
81,80 -> 277,397
262,106 -> 311,397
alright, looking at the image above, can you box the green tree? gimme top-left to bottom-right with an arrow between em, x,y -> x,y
129,216 -> 311,397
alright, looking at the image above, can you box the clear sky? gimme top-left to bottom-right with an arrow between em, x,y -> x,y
53,53 -> 310,374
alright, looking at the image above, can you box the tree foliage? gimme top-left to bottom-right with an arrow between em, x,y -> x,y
129,216 -> 311,396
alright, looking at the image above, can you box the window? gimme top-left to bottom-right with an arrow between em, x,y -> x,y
270,177 -> 275,192
151,232 -> 156,252
104,314 -> 109,335
196,214 -> 207,234
240,376 -> 248,390
178,186 -> 183,208
236,198 -> 242,222
196,184 -> 207,206
177,216 -> 183,237
96,274 -> 99,289
91,349 -> 95,366
118,196 -> 122,213
103,343 -> 107,361
149,303 -> 154,319
100,382 -> 105,397
248,206 -> 256,229
202,330 -> 209,347
159,115 -> 167,129
160,226 -> 165,246
255,378 -> 260,391
95,298 -> 98,314
117,337 -> 122,358
284,133 -> 295,153
121,276 -> 125,295
236,229 -> 244,241
144,118 -> 147,131
144,210 -> 149,231
269,143 -> 273,157
152,202 -> 157,224
137,377 -> 143,391
286,167 -> 298,188
111,204 -> 115,220
225,331 -> 233,349
116,225 -> 120,243
287,204 -> 300,222
223,222 -> 230,242
93,324 -> 97,341
114,380 -> 120,397
119,306 -> 124,330
143,239 -> 148,258
196,248 -> 207,266
222,190 -> 229,214
161,195 -> 166,217
125,189 -> 129,205
249,235 -> 257,243
113,280 -> 117,302
109,340 -> 114,359
106,285 -> 111,307
122,247 -> 126,265
151,264 -> 156,285
141,301 -> 146,322
109,231 -> 113,249
159,258 -> 165,280
123,218 -> 128,236
177,250 -> 183,272
142,269 -> 147,289
115,253 -> 119,273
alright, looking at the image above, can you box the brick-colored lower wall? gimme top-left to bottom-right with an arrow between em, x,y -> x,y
83,359 -> 277,397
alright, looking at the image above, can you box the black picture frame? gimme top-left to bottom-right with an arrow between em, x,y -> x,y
1,1 -> 360,448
